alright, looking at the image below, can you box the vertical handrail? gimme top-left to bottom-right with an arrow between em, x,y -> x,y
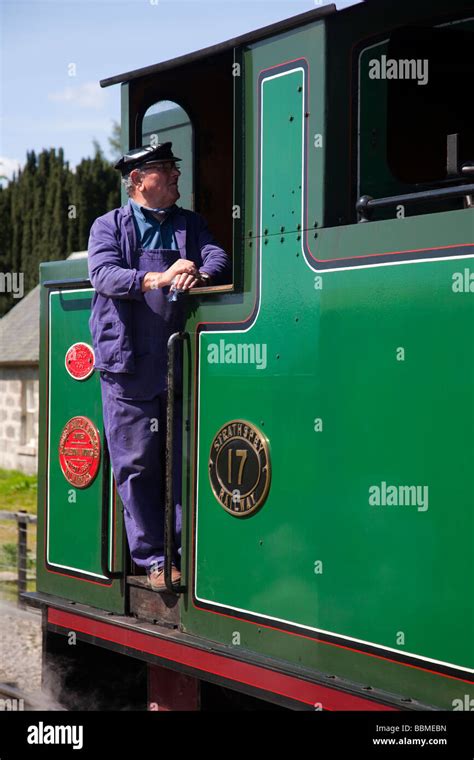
165,332 -> 188,594
101,430 -> 121,579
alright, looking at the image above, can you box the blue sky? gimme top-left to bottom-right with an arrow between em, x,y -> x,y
0,0 -> 360,181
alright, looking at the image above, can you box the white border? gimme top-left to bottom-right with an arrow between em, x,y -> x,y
47,288 -> 113,580
193,66 -> 474,675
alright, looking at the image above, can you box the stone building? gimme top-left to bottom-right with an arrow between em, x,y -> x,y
0,285 -> 40,475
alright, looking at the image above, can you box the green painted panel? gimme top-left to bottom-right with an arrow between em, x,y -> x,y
37,259 -> 125,613
242,22 -> 325,236
48,289 -> 107,576
261,69 -> 304,235
194,245 -> 474,674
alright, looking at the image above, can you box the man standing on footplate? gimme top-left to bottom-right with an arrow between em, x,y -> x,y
87,143 -> 230,589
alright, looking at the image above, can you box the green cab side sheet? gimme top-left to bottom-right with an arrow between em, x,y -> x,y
193,54 -> 473,676
46,289 -> 119,584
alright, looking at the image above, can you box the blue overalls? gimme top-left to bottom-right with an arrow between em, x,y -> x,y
98,201 -> 184,571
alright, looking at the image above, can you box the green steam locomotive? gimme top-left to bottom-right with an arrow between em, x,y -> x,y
26,0 -> 474,710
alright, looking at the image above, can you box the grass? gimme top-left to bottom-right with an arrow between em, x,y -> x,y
0,467 -> 37,556
0,468 -> 38,513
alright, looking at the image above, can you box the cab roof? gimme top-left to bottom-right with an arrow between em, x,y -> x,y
99,3 -> 345,88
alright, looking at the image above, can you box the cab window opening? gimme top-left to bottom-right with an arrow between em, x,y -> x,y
356,18 -> 474,222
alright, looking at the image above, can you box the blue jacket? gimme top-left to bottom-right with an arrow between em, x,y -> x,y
87,203 -> 230,392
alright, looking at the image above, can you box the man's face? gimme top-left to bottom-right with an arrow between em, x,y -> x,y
131,160 -> 181,207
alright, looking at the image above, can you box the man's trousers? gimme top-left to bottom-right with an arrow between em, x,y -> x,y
99,372 -> 182,571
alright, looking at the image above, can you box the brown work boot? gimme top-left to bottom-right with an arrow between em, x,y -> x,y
146,563 -> 181,591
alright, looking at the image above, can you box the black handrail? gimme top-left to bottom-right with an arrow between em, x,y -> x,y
356,183 -> 474,222
165,332 -> 188,594
43,278 -> 92,289
101,431 -> 122,580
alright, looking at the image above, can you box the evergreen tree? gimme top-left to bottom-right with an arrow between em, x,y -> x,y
0,185 -> 12,315
0,139 -> 120,318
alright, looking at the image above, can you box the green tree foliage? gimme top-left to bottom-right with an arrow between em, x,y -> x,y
0,145 -> 120,317
108,121 -> 122,161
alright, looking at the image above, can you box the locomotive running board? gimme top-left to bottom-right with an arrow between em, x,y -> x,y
22,591 -> 437,712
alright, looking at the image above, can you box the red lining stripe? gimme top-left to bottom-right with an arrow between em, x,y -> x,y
48,608 -> 397,710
